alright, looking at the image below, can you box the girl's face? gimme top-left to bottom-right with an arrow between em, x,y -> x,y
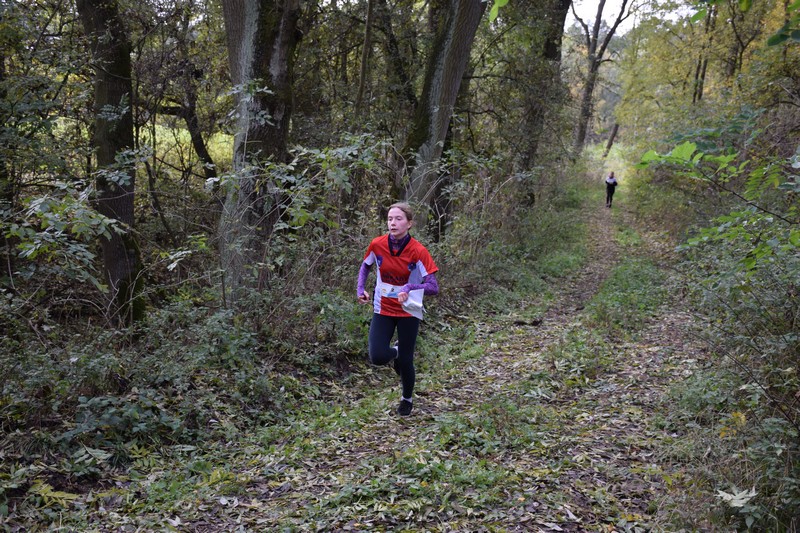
387,207 -> 412,239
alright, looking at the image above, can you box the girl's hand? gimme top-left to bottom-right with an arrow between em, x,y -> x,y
358,291 -> 371,304
397,291 -> 409,304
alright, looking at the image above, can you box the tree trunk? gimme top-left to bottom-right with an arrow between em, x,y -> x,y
376,0 -> 416,107
182,94 -> 218,186
602,123 -> 619,158
76,0 -> 144,325
403,0 -> 484,203
573,67 -> 599,154
355,0 -> 375,118
521,0 -> 571,168
0,50 -> 13,286
175,14 -> 219,190
220,0 -> 301,302
693,5 -> 716,103
571,0 -> 630,156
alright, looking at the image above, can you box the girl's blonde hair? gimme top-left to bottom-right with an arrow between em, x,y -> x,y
388,202 -> 414,221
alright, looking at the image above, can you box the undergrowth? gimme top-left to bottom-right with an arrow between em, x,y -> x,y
0,159 -> 593,527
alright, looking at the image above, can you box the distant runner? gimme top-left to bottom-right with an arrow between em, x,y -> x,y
357,202 -> 439,417
605,171 -> 618,208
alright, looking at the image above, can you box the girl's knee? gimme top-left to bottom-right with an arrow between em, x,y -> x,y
368,345 -> 394,365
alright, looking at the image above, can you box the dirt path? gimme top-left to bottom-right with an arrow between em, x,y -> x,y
187,204 -> 704,531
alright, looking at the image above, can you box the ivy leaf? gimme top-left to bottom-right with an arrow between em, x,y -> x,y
739,0 -> 752,12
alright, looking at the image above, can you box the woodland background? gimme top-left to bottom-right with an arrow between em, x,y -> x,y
1,0 -> 799,529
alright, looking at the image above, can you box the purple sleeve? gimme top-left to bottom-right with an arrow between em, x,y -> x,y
401,272 -> 439,296
357,262 -> 371,297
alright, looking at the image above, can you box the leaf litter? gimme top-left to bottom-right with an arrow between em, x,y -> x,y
68,204 -> 707,531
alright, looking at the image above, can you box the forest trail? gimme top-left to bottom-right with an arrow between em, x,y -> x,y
188,197 -> 705,531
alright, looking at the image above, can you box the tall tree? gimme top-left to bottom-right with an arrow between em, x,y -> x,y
220,0 -> 302,300
376,0 -> 417,108
403,0 -> 485,204
354,0 -> 375,118
76,0 -> 144,324
519,0 -> 572,168
693,4 -> 716,103
571,0 -> 632,156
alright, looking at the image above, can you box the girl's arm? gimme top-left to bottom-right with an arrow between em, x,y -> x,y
400,272 -> 439,296
357,262 -> 372,297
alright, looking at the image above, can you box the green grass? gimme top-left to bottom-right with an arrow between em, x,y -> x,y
586,258 -> 668,336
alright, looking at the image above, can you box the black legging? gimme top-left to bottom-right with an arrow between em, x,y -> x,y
606,184 -> 616,207
368,313 -> 419,399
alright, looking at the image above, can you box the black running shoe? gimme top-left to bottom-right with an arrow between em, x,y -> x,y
397,399 -> 413,416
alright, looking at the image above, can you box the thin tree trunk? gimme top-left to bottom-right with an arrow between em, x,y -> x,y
76,0 -> 144,325
693,5 -> 716,103
0,50 -> 13,288
403,0 -> 485,203
376,0 -> 417,107
602,123 -> 619,158
355,0 -> 375,118
174,14 -> 218,190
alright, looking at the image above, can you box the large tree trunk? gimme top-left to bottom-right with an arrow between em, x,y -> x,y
76,0 -> 144,325
574,67 -> 599,154
220,0 -> 301,302
403,0 -> 484,203
521,0 -> 571,168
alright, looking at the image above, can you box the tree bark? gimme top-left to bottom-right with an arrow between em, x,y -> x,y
376,0 -> 416,107
693,4 -> 716,104
572,0 -> 630,156
0,50 -> 13,287
175,9 -> 219,189
76,0 -> 144,325
355,0 -> 375,118
220,0 -> 301,301
403,0 -> 484,204
521,0 -> 571,168
602,123 -> 619,158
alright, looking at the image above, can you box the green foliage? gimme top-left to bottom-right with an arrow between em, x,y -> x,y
767,0 -> 800,45
60,393 -> 187,451
640,138 -> 800,529
488,0 -> 509,22
5,182 -> 116,290
587,259 -> 668,336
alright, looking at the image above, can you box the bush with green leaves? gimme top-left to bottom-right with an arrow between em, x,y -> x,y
641,139 -> 800,530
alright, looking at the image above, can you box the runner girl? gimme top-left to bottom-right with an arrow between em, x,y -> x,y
356,202 -> 439,416
605,171 -> 618,208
